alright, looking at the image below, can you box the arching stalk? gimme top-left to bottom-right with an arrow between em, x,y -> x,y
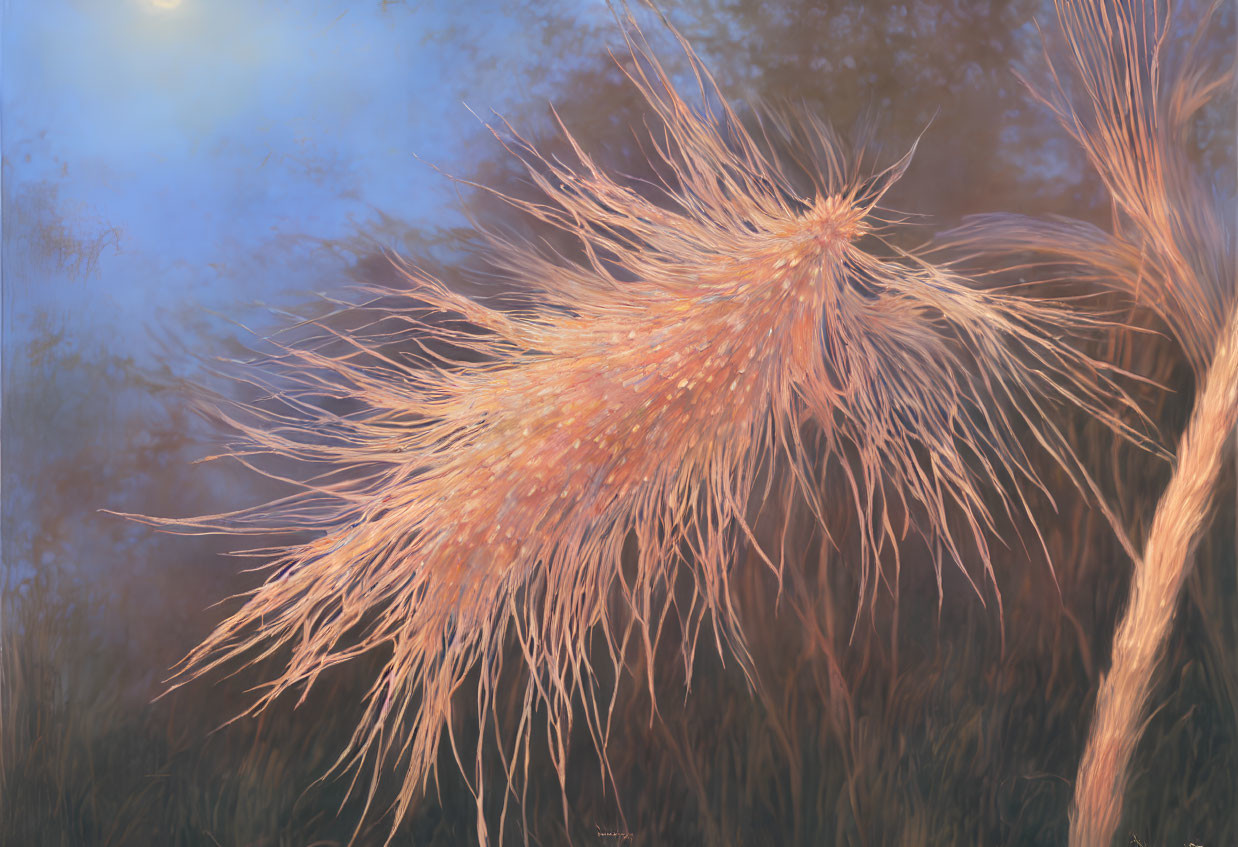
1071,305 -> 1238,845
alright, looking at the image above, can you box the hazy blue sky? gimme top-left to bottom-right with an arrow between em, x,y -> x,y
2,0 -> 609,360
0,0 -> 625,598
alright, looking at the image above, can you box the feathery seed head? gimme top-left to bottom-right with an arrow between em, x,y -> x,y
134,11 -> 1153,843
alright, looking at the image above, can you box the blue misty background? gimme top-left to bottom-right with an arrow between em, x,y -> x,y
2,0 -> 608,356
1,0 -> 618,648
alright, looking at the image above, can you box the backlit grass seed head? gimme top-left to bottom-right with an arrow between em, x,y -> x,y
139,15 -> 1149,842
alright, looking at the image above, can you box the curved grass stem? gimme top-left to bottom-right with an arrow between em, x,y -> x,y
1071,304 -> 1238,846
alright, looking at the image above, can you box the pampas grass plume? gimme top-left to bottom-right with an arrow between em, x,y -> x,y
126,8 -> 1153,842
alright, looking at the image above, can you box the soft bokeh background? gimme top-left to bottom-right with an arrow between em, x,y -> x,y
2,1 -> 1234,844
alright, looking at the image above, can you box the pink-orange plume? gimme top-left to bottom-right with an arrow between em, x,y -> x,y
127,11 -> 1153,843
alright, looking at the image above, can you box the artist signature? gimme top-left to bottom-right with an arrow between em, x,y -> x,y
595,824 -> 635,843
